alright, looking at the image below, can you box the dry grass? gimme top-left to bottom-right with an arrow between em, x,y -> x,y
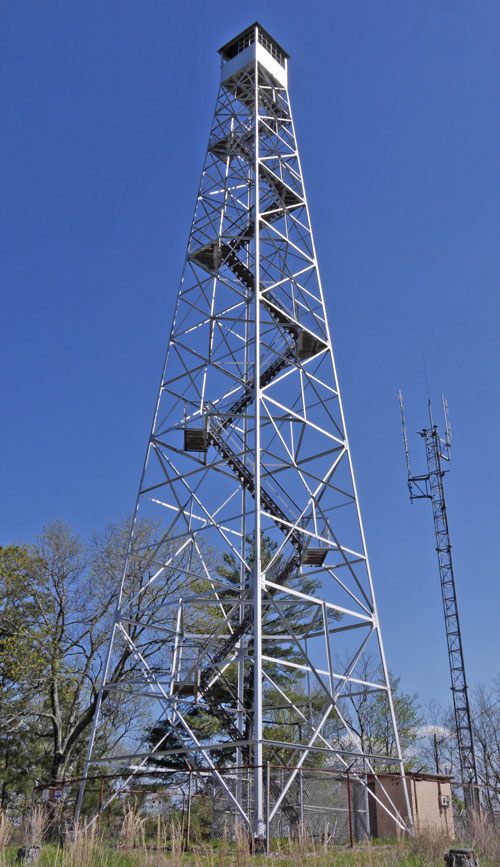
169,821 -> 184,865
5,805 -> 500,865
0,813 -> 10,850
21,805 -> 48,848
63,824 -> 99,867
408,824 -> 454,861
234,821 -> 250,861
0,813 -> 10,867
464,810 -> 500,865
119,806 -> 146,851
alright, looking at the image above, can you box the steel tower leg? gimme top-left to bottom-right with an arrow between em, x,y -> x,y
252,46 -> 264,841
76,23 -> 412,840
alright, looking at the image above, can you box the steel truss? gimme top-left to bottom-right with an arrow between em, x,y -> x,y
76,23 -> 412,841
400,394 -> 479,812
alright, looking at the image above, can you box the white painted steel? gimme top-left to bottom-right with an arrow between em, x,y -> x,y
76,23 -> 412,840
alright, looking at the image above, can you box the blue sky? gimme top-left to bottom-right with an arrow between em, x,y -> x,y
2,0 -> 499,708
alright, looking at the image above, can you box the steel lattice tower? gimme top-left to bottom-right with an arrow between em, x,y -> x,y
77,24 -> 412,842
400,394 -> 479,812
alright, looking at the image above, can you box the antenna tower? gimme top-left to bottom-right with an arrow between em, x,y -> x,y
399,392 -> 479,811
76,24 -> 412,844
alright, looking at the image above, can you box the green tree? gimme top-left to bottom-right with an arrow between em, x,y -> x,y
147,534 -> 327,770
0,545 -> 45,809
0,518 -> 195,804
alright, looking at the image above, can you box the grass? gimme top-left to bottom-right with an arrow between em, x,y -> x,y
1,810 -> 497,866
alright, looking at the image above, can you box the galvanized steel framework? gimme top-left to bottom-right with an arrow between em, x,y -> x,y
400,395 -> 479,812
76,24 -> 412,841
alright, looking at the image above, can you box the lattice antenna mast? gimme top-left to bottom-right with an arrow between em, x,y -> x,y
76,24 -> 413,844
399,392 -> 479,811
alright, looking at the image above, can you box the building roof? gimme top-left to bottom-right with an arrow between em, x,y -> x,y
218,22 -> 290,62
368,771 -> 453,783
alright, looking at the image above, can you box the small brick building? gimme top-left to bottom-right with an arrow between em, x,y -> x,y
367,772 -> 454,838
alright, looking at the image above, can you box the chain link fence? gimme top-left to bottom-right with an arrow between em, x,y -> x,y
28,769 -> 500,850
210,765 -> 369,845
32,765 -> 370,846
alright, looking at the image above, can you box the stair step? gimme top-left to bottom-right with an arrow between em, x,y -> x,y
303,547 -> 328,566
184,429 -> 208,452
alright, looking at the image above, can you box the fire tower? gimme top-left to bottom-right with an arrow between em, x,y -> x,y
76,24 -> 411,843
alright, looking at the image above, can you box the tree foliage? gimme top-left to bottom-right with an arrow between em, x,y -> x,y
12,518 -> 500,816
324,653 -> 423,771
0,517 -> 191,805
147,534 -> 329,770
416,682 -> 500,814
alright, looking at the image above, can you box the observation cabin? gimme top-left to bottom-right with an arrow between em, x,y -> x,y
219,22 -> 289,88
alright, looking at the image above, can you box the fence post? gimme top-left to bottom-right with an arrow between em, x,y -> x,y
98,778 -> 104,826
186,770 -> 192,850
299,767 -> 304,835
347,771 -> 354,849
266,763 -> 270,856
